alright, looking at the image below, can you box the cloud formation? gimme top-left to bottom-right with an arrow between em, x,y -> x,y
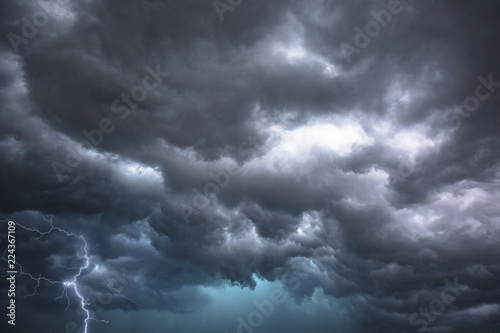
1,0 -> 500,332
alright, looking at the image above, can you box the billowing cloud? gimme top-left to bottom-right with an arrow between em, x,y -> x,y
1,0 -> 500,332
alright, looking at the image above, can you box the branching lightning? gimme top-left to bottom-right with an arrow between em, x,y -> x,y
1,216 -> 108,333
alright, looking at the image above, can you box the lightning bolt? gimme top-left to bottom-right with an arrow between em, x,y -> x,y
1,216 -> 108,333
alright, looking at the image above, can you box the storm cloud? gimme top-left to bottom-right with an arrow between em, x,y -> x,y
1,0 -> 500,332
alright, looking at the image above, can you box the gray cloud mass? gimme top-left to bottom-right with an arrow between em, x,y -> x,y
1,0 -> 500,332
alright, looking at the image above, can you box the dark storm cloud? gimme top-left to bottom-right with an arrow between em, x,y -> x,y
1,0 -> 500,332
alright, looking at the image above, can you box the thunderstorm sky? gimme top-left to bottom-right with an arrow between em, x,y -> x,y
1,1 -> 500,333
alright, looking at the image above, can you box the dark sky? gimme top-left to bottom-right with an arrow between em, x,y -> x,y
1,0 -> 500,332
